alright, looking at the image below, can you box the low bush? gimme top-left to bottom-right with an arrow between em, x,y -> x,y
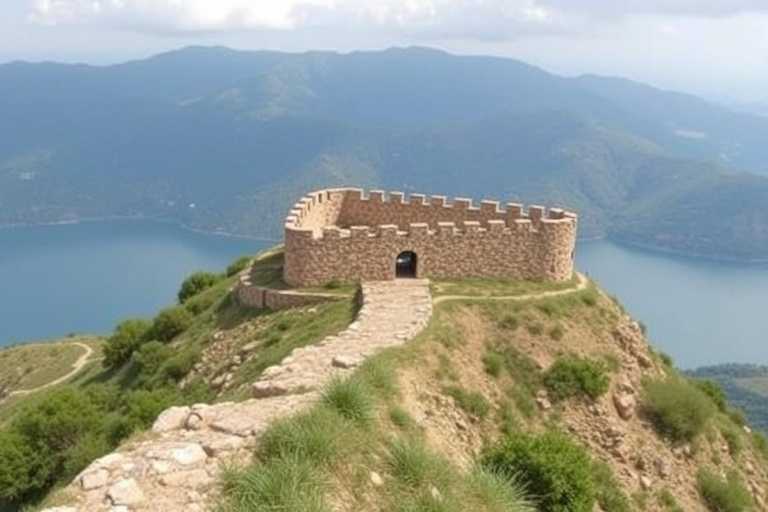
149,306 -> 194,342
719,422 -> 743,457
258,407 -> 348,466
226,256 -> 252,277
483,352 -> 504,377
543,355 -> 609,401
548,325 -> 564,341
642,376 -> 717,441
389,407 -> 414,429
219,454 -> 327,512
592,461 -> 631,512
467,466 -> 535,512
694,379 -> 728,412
102,318 -> 151,368
481,430 -> 596,512
659,489 -> 684,512
387,438 -> 453,490
697,469 -> 753,512
322,378 -> 373,425
178,271 -> 221,303
443,385 -> 491,419
499,315 -> 519,330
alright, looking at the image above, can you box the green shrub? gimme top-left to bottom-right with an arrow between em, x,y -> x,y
548,325 -> 564,341
149,306 -> 194,342
659,489 -> 684,511
387,438 -> 453,490
258,408 -> 348,466
161,347 -> 201,382
132,340 -> 175,377
102,318 -> 151,368
720,422 -> 743,456
543,355 -> 609,401
642,377 -> 717,441
527,322 -> 544,336
467,466 -> 535,512
728,409 -> 748,428
483,352 -> 504,378
752,432 -> 768,460
178,271 -> 221,303
592,461 -> 630,512
357,357 -> 397,398
658,351 -> 674,368
389,407 -> 414,429
694,380 -> 728,412
322,378 -> 373,425
697,469 -> 753,512
219,454 -> 327,512
226,256 -> 252,277
443,385 -> 491,419
481,430 -> 596,512
122,388 -> 178,428
499,315 -> 519,330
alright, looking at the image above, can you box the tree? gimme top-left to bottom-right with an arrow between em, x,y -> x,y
178,271 -> 221,303
103,318 -> 151,368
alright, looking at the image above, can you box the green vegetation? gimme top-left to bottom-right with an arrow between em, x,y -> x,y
482,430 -> 596,512
442,385 -> 491,419
695,379 -> 729,412
431,274 -> 579,298
148,306 -> 194,342
642,376 -> 717,441
226,256 -> 252,277
592,461 -> 631,512
178,271 -> 222,303
322,378 -> 373,425
102,319 -> 151,368
697,469 -> 753,512
659,489 -> 684,512
543,355 -> 609,401
482,352 -> 504,378
0,338 -> 99,393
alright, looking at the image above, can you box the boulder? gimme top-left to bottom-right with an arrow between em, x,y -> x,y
613,392 -> 636,420
152,406 -> 191,433
107,478 -> 146,506
79,468 -> 109,490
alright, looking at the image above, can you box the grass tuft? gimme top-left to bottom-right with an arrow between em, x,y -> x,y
322,378 -> 374,425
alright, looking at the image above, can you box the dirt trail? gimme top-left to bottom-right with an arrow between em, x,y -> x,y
9,341 -> 95,397
433,272 -> 588,305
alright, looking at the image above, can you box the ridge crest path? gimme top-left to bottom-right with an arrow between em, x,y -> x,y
46,275 -> 586,511
49,279 -> 433,512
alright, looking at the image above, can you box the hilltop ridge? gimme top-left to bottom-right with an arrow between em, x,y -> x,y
1,248 -> 765,511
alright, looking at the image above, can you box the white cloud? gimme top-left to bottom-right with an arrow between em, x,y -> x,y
27,0 -> 573,38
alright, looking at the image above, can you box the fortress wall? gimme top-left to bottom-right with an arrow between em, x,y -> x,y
333,189 -> 543,230
284,188 -> 577,287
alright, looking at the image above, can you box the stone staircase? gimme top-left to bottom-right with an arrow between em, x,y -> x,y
45,279 -> 432,512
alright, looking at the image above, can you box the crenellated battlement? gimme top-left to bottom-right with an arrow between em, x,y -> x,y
283,188 -> 578,287
285,188 -> 576,239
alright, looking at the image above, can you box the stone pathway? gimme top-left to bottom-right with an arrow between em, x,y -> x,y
46,279 -> 432,512
433,272 -> 587,305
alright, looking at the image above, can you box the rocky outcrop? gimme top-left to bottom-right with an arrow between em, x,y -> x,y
46,279 -> 432,512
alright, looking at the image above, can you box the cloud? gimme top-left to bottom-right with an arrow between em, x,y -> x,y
27,0 -> 572,38
27,0 -> 768,39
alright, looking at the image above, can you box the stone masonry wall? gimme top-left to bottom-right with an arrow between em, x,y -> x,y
284,188 -> 577,287
234,264 -> 341,310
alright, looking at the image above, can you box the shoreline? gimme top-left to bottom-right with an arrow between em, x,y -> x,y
0,216 -> 281,243
3,217 -> 768,264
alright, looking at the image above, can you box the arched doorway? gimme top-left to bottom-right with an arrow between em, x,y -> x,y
396,251 -> 417,278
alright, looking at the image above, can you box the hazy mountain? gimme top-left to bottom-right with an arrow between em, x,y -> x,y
3,46 -> 768,259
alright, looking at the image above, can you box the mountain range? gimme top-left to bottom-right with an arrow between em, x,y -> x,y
3,46 -> 768,260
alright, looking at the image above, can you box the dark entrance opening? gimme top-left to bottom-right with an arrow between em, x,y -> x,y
396,251 -> 417,278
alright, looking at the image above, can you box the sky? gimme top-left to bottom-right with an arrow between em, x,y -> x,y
1,0 -> 767,105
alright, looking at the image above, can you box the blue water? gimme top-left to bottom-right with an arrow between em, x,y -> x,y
577,240 -> 768,369
0,221 -> 270,347
1,221 -> 766,369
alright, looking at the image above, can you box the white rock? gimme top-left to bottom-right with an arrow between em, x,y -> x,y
370,471 -> 384,487
170,443 -> 208,466
107,478 -> 146,506
80,468 -> 109,490
332,355 -> 362,369
152,406 -> 191,433
40,508 -> 77,512
639,475 -> 652,490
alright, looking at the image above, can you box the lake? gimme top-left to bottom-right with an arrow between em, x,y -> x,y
0,221 -> 270,348
1,221 -> 767,369
576,240 -> 768,369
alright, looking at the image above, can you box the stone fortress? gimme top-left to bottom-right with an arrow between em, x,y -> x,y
283,188 -> 578,287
